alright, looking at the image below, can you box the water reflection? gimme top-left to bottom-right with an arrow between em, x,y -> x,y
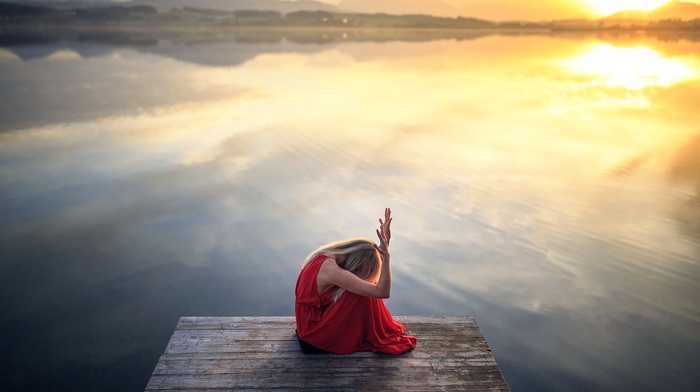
566,43 -> 697,90
1,30 -> 699,392
669,135 -> 700,241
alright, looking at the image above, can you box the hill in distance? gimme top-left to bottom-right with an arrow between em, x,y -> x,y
2,0 -> 340,13
127,0 -> 338,13
338,0 -> 457,17
607,0 -> 700,20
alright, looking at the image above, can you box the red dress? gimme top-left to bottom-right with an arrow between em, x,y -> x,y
295,254 -> 417,355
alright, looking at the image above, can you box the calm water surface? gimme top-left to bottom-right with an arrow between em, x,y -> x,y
1,29 -> 699,391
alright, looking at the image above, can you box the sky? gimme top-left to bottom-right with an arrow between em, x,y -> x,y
321,0 -> 700,21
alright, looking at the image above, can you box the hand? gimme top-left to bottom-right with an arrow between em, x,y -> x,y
374,208 -> 392,256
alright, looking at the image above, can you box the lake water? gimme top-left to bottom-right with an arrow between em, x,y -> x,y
1,28 -> 699,391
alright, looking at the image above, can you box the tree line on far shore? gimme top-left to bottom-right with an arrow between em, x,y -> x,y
1,2 -> 699,31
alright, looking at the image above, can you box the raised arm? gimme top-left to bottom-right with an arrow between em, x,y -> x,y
372,207 -> 392,297
318,209 -> 394,299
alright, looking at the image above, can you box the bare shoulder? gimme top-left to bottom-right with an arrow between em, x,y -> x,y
316,255 -> 339,294
318,255 -> 339,274
321,255 -> 338,268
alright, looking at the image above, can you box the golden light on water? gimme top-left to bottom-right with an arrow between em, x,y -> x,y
565,43 -> 697,90
586,0 -> 670,15
2,35 -> 700,372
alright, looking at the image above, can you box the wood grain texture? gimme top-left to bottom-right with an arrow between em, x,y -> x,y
145,316 -> 510,391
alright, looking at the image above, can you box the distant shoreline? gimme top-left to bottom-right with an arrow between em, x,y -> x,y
0,21 -> 700,35
2,24 -> 699,49
1,3 -> 699,33
2,23 -> 699,35
1,23 -> 699,34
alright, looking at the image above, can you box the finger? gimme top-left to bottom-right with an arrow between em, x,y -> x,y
374,238 -> 385,249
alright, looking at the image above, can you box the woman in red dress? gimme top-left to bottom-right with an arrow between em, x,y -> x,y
295,208 -> 417,355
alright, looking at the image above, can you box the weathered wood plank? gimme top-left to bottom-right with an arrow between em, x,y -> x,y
147,389 -> 504,392
151,358 -> 500,374
170,328 -> 487,339
162,343 -> 492,356
146,316 -> 510,391
146,374 -> 508,390
156,349 -> 496,363
166,331 -> 488,346
150,365 -> 505,380
176,316 -> 476,330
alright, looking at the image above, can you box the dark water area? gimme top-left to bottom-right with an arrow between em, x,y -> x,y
1,28 -> 699,391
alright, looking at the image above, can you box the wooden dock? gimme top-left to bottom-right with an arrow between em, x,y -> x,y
145,316 -> 510,391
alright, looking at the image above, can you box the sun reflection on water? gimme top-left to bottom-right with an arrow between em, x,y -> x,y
565,43 -> 697,90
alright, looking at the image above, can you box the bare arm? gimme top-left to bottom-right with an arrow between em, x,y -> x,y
323,262 -> 390,298
318,208 -> 393,299
373,207 -> 392,298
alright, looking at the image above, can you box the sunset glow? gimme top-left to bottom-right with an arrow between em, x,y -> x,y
586,0 -> 670,15
323,0 -> 696,21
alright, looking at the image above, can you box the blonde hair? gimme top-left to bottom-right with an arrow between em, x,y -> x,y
303,238 -> 381,302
